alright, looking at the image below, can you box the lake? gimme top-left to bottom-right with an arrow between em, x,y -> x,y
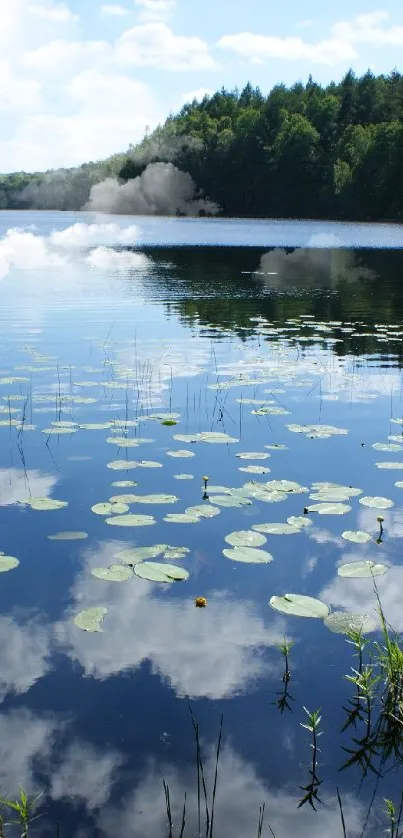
0,211 -> 403,837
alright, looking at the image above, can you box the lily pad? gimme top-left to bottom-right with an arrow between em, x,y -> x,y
166,450 -> 195,458
223,546 -> 273,564
0,555 -> 19,572
92,502 -> 129,516
115,545 -> 167,563
91,564 -> 134,582
106,514 -> 156,527
359,496 -> 394,509
324,612 -> 377,635
338,560 -> 389,578
136,461 -> 163,468
74,607 -> 107,632
174,474 -> 194,480
265,444 -> 288,450
373,443 -> 403,452
252,522 -> 300,535
48,532 -> 88,541
106,437 -> 139,447
264,480 -> 307,494
307,503 -> 351,515
27,498 -> 68,511
185,504 -> 220,519
163,513 -> 200,524
225,530 -> 267,547
270,594 -> 329,618
209,494 -> 252,508
79,423 -> 112,430
238,465 -> 271,474
287,516 -> 312,528
163,547 -> 190,559
42,427 -> 77,435
122,493 -> 178,505
198,431 -> 239,444
342,531 -> 372,544
107,460 -> 139,470
376,462 -> 403,469
111,481 -> 138,488
236,452 -> 270,460
134,562 -> 189,582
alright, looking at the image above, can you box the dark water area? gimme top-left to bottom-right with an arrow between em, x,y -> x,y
0,212 -> 403,837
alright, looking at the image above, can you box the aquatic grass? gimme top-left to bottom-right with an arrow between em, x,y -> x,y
0,788 -> 42,838
274,637 -> 295,714
298,707 -> 323,811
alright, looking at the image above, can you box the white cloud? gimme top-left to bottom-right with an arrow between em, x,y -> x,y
22,40 -> 111,74
0,709 -> 56,795
50,741 -> 123,809
101,4 -> 130,16
56,540 -> 285,699
133,0 -> 176,23
333,11 -> 403,45
116,22 -> 218,70
99,743 -> 365,838
217,32 -> 356,66
29,2 -> 79,23
0,616 -> 51,700
0,59 -> 42,112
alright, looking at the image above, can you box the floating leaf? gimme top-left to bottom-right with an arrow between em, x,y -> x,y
253,522 -> 300,535
225,530 -> 267,547
309,490 -> 355,502
48,532 -> 88,541
287,516 -> 312,528
307,503 -> 351,515
106,514 -> 156,527
324,612 -> 377,635
134,562 -> 189,582
74,607 -> 107,632
107,460 -> 139,470
376,462 -> 403,469
0,377 -> 29,384
163,546 -> 190,559
342,531 -> 372,544
167,450 -> 195,458
223,546 -> 273,564
185,504 -> 220,519
373,443 -> 403,452
115,545 -> 167,563
264,480 -> 307,494
174,474 -> 194,480
236,452 -> 270,460
92,502 -> 129,516
42,427 -> 77,435
265,444 -> 288,450
120,493 -> 178,505
338,560 -> 389,578
111,481 -> 138,488
209,494 -> 252,508
395,481 -> 403,489
79,423 -> 112,430
0,555 -> 19,572
198,431 -> 239,444
106,437 -> 140,447
172,434 -> 198,443
136,461 -> 163,469
163,513 -> 200,524
91,564 -> 133,582
359,496 -> 394,509
269,594 -> 329,618
26,498 -> 68,511
238,465 -> 271,474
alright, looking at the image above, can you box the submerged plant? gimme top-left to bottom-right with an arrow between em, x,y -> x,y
298,707 -> 323,811
274,637 -> 295,714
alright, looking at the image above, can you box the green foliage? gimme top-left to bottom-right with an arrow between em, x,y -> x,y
3,71 -> 403,218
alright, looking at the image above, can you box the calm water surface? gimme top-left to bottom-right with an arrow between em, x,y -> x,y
0,212 -> 403,837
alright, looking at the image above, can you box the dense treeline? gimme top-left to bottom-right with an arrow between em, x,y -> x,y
3,70 -> 403,220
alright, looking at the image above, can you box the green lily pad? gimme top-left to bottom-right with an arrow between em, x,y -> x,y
111,481 -> 138,488
174,474 -> 194,480
42,427 -> 77,435
163,547 -> 190,559
134,562 -> 189,582
223,546 -> 273,564
198,431 -> 239,444
27,498 -> 68,511
238,465 -> 271,474
307,503 -> 351,515
79,423 -> 112,430
0,555 -> 19,572
373,443 -> 403,452
0,377 -> 29,384
115,545 -> 167,563
122,493 -> 178,504
265,444 -> 288,450
253,522 -> 300,535
309,490 -> 354,502
264,480 -> 307,494
359,496 -> 394,509
74,606 -> 107,632
270,594 -> 329,618
136,461 -> 163,468
92,502 -> 129,515
51,421 -> 77,428
210,494 -> 252,508
107,461 -> 139,470
106,514 -> 156,527
338,560 -> 389,578
166,450 -> 195,458
395,482 -> 403,489
236,452 -> 270,460
225,530 -> 267,547
287,516 -> 312,528
48,532 -> 88,541
185,505 -> 220,519
342,531 -> 372,544
91,564 -> 134,582
376,462 -> 403,469
163,513 -> 200,524
105,437 -> 140,447
324,612 -> 377,634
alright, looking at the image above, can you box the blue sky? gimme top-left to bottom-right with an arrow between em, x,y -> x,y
2,0 -> 403,172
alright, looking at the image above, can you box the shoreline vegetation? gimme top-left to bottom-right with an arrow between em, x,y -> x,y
1,70 -> 403,222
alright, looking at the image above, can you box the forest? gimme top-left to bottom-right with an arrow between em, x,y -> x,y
2,69 -> 403,221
